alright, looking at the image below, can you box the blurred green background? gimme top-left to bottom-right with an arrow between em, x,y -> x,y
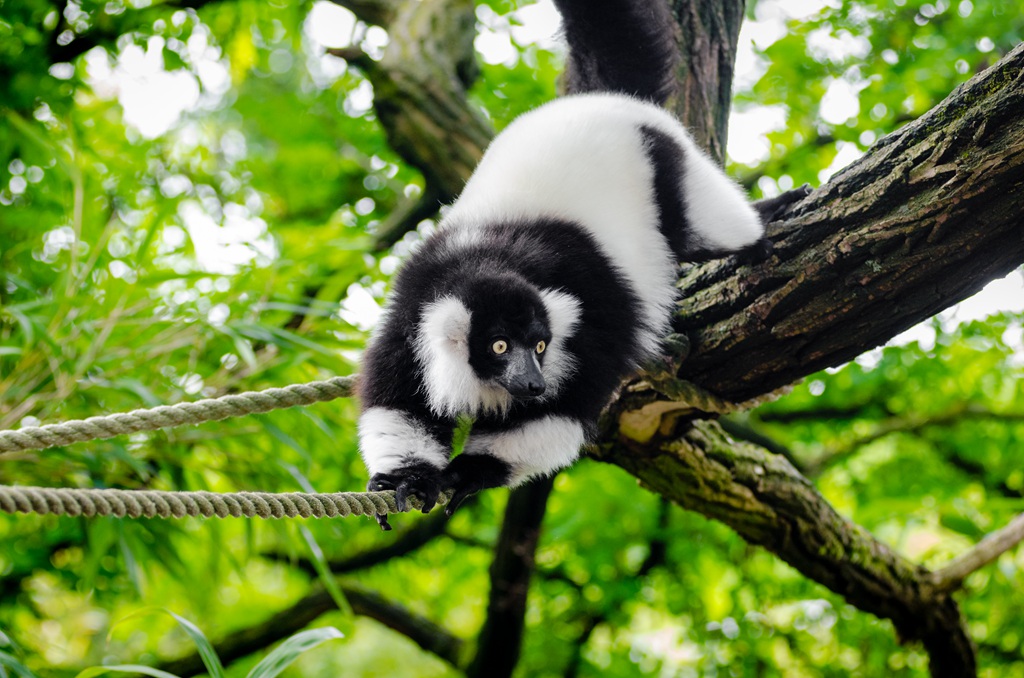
1,0 -> 1023,675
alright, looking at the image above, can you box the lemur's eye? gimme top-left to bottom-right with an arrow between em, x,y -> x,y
536,340 -> 546,354
491,339 -> 508,355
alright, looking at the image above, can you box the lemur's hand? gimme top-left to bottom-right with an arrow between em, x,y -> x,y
443,454 -> 512,517
367,461 -> 444,531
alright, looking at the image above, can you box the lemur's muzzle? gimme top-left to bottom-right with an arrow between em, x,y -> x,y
498,348 -> 546,398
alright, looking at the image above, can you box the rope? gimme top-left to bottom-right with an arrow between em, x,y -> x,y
0,376 -> 357,454
0,485 -> 448,519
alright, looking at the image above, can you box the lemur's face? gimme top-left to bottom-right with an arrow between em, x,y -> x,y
465,282 -> 552,399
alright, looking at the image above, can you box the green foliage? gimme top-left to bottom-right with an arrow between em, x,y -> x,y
0,0 -> 1022,676
245,627 -> 345,678
735,0 -> 1024,194
78,612 -> 342,678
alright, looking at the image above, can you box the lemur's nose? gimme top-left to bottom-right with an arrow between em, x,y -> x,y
528,381 -> 545,396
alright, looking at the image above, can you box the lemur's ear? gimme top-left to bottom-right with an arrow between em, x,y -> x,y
418,297 -> 471,356
539,288 -> 582,340
537,288 -> 583,392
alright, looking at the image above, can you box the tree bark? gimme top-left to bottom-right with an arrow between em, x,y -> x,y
668,0 -> 746,162
348,0 -> 491,203
670,43 -> 1024,400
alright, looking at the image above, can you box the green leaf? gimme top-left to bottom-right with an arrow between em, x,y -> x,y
111,609 -> 225,678
300,527 -> 354,627
940,513 -> 986,539
0,650 -> 38,678
245,628 -> 344,678
76,665 -> 181,678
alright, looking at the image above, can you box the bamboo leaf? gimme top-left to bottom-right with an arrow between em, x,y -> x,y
245,628 -> 344,678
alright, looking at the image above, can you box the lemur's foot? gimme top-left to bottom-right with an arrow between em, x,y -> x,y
368,461 -> 445,531
736,237 -> 775,265
443,454 -> 512,517
752,183 -> 812,223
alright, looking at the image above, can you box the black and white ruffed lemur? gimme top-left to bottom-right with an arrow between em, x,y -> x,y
357,0 -> 801,529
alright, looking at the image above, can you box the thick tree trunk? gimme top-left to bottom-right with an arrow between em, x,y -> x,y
668,0 -> 746,161
466,478 -> 555,678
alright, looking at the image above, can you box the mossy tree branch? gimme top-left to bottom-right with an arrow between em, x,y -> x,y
670,42 -> 1024,400
595,422 -> 976,678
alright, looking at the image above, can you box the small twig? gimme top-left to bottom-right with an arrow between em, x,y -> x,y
803,406 -> 1024,476
931,512 -> 1024,593
261,510 -> 449,574
326,0 -> 397,27
372,186 -> 446,251
325,46 -> 375,70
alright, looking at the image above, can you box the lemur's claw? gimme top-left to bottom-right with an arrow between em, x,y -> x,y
375,513 -> 393,531
445,487 -> 475,517
368,462 -> 444,528
442,454 -> 513,518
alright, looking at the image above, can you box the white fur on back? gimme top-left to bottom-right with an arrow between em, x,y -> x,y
463,415 -> 586,485
358,407 -> 449,475
413,296 -> 512,418
443,93 -> 763,360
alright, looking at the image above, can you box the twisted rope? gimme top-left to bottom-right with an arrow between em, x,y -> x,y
0,485 -> 448,519
0,376 -> 357,454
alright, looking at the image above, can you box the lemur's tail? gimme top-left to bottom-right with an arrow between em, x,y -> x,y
553,0 -> 679,105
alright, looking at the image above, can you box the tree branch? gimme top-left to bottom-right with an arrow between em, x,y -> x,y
803,406 -> 1024,476
47,0 -> 226,65
936,442 -> 1024,499
670,1 -> 746,162
371,185 -> 445,251
595,421 -> 977,678
758,402 -> 895,422
466,477 -> 554,678
358,0 -> 491,207
326,0 -> 398,27
931,512 -> 1024,593
262,511 -> 449,576
669,42 -> 1024,400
